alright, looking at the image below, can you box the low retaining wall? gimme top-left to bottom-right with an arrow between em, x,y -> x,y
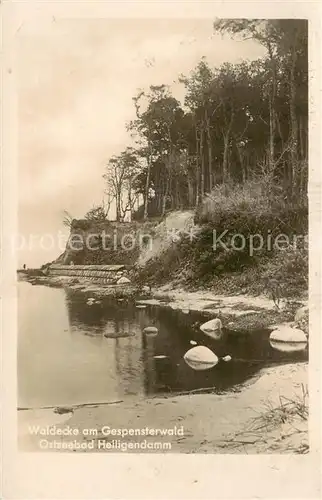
48,264 -> 129,285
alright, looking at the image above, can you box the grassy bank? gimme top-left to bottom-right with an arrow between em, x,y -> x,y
56,219 -> 158,266
135,182 -> 308,303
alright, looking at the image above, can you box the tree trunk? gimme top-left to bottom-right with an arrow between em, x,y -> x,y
275,112 -> 284,149
195,126 -> 200,206
166,124 -> 174,210
205,110 -> 213,191
115,193 -> 121,222
222,107 -> 234,184
200,127 -> 205,197
267,43 -> 276,173
143,141 -> 152,220
268,96 -> 275,172
289,46 -> 299,196
236,140 -> 246,183
298,115 -> 306,198
161,170 -> 170,217
187,176 -> 194,207
223,134 -> 230,183
161,195 -> 167,217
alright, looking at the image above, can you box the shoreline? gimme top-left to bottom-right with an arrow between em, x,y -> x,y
18,362 -> 308,453
18,276 -> 309,454
19,273 -> 308,332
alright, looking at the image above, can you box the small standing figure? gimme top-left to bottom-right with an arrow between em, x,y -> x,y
23,264 -> 26,270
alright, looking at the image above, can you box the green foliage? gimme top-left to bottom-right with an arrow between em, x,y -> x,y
71,219 -> 92,230
195,181 -> 308,234
103,147 -> 141,221
92,20 -> 308,220
84,205 -> 108,221
62,210 -> 74,228
262,244 -> 308,299
74,20 -> 308,300
135,182 -> 308,299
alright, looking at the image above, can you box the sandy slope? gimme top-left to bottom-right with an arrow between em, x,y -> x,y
136,211 -> 197,266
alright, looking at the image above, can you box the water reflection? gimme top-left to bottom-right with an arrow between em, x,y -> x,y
65,290 -> 138,338
18,282 -> 308,409
142,332 -> 156,394
139,306 -> 308,394
65,289 -> 144,397
113,336 -> 144,396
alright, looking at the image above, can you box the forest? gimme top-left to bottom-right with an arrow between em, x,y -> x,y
83,19 -> 308,223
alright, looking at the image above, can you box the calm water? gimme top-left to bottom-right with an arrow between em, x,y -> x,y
18,282 -> 308,408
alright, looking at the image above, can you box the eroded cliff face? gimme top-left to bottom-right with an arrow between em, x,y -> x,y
52,211 -> 197,269
55,219 -> 157,266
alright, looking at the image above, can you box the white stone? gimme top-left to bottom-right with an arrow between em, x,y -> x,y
190,340 -> 197,346
143,326 -> 158,336
200,318 -> 222,333
222,355 -> 232,362
270,340 -> 307,353
269,325 -> 307,343
117,276 -> 131,284
184,346 -> 219,371
200,318 -> 223,340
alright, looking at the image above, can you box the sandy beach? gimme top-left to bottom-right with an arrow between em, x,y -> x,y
18,361 -> 308,454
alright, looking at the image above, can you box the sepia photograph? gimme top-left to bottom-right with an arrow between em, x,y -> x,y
15,16 -> 311,456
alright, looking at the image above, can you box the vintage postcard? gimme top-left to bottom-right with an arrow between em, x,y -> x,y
1,0 -> 321,498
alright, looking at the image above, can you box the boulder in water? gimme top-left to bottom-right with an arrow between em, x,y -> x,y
184,346 -> 219,371
269,325 -> 307,353
270,340 -> 307,353
190,340 -> 197,346
200,318 -> 223,339
222,355 -> 232,362
270,325 -> 307,343
143,326 -> 158,336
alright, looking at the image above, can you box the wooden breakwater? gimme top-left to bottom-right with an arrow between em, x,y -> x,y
48,264 -> 130,285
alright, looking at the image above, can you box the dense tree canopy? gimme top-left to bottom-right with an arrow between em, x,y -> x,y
100,19 -> 308,221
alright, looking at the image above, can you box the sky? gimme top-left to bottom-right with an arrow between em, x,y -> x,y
17,18 -> 265,267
